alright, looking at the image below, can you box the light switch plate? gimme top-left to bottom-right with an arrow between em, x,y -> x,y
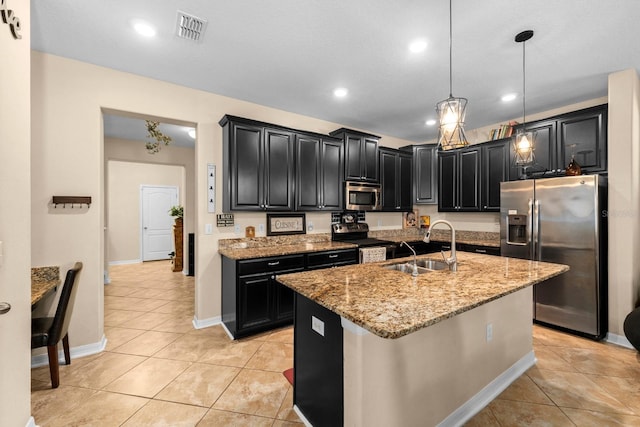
205,224 -> 213,234
311,315 -> 325,337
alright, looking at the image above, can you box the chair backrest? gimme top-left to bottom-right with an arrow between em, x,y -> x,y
48,262 -> 83,345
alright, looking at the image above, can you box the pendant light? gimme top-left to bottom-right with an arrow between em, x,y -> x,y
513,30 -> 534,165
436,0 -> 468,151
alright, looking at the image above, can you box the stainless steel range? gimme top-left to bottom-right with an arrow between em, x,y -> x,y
331,222 -> 396,262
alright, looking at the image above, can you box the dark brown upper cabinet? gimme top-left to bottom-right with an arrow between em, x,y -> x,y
220,116 -> 295,211
296,135 -> 344,211
330,128 -> 379,182
379,147 -> 412,211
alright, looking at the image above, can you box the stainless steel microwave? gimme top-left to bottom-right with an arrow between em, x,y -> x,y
345,181 -> 381,211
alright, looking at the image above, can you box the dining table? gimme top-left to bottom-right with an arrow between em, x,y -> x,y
31,266 -> 60,308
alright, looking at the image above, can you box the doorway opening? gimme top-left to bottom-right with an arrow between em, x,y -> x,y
102,108 -> 196,302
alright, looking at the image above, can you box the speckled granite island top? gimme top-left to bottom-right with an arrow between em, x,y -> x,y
276,252 -> 568,339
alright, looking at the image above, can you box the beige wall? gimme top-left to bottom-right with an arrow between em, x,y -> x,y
0,2 -> 32,426
608,69 -> 640,336
107,160 -> 184,263
30,52 -> 416,347
344,288 -> 533,426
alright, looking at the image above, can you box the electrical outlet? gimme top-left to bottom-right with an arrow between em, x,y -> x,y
307,221 -> 314,232
486,323 -> 493,342
258,223 -> 264,233
234,225 -> 240,234
311,315 -> 325,337
205,224 -> 213,234
377,219 -> 382,226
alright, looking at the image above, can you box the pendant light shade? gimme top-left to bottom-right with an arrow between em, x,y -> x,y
513,30 -> 534,165
436,96 -> 468,150
436,0 -> 468,150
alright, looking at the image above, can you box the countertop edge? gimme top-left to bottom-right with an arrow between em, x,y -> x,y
277,255 -> 569,339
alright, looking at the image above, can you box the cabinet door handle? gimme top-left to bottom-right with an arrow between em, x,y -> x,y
271,275 -> 276,280
475,249 -> 487,253
267,261 -> 280,266
328,254 -> 338,259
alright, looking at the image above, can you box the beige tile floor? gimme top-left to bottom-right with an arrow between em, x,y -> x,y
31,260 -> 640,426
31,260 -> 301,427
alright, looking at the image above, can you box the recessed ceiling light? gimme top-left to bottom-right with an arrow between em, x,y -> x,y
425,119 -> 437,126
187,129 -> 196,139
133,20 -> 156,37
334,88 -> 348,98
501,93 -> 517,102
409,39 -> 428,53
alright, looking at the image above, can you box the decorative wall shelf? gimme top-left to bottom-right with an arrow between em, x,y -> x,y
52,196 -> 92,208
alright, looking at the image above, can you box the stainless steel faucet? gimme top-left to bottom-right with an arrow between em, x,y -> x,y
400,241 -> 419,277
423,220 -> 458,272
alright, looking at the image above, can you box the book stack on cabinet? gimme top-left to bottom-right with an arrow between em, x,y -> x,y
489,121 -> 517,140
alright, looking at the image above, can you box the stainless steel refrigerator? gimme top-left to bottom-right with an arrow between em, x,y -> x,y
500,175 -> 607,340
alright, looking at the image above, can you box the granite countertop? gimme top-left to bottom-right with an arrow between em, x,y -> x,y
276,252 -> 568,339
31,266 -> 60,305
219,241 -> 357,260
371,229 -> 500,248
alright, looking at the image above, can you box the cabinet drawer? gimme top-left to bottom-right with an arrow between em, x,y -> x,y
307,249 -> 357,268
238,254 -> 305,276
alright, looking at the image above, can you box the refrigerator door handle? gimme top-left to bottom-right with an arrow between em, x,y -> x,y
533,199 -> 541,261
527,198 -> 534,259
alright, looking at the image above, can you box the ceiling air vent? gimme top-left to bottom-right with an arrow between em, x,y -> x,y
175,11 -> 208,42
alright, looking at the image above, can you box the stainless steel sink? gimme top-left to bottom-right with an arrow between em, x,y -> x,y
384,263 -> 430,275
415,259 -> 450,271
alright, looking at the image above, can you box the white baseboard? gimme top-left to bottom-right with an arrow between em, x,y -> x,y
436,351 -> 537,427
108,259 -> 142,266
220,321 -> 235,340
192,314 -> 221,330
25,416 -> 37,427
31,334 -> 107,368
293,405 -> 313,427
606,332 -> 635,349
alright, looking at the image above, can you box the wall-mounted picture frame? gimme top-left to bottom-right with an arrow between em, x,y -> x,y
267,213 -> 306,236
402,210 -> 418,229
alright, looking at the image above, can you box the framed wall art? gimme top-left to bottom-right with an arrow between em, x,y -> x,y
266,213 -> 306,236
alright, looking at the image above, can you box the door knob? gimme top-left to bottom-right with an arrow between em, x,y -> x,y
0,302 -> 10,315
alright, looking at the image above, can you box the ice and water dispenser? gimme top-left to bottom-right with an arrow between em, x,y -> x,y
506,214 -> 528,245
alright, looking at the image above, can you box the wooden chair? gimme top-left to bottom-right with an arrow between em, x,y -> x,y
31,262 -> 83,388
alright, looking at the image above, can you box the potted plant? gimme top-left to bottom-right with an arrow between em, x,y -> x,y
169,205 -> 184,224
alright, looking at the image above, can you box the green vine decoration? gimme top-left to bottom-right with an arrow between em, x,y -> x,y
145,120 -> 172,154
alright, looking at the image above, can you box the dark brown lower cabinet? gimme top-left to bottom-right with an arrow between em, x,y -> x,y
222,249 -> 357,339
222,254 -> 304,339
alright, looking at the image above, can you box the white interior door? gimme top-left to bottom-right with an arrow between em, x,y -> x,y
141,185 -> 178,261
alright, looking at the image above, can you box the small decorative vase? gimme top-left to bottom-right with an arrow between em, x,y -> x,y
565,155 -> 582,176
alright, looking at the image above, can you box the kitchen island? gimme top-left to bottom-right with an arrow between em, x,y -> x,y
276,252 -> 568,427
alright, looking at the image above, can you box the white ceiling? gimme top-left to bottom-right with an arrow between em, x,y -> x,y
31,0 -> 640,144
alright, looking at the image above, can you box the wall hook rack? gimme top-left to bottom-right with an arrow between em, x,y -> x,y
52,196 -> 92,208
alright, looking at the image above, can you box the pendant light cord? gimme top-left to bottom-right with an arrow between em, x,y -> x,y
522,38 -> 526,126
448,0 -> 453,98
